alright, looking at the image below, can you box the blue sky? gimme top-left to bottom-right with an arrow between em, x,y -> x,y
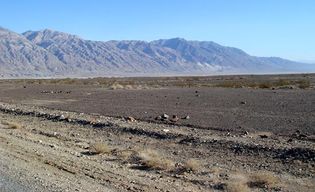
0,0 -> 314,62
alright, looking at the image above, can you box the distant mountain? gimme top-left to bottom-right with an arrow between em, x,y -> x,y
0,27 -> 313,78
0,27 -> 68,78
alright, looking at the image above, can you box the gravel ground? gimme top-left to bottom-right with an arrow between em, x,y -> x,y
0,83 -> 314,135
0,102 -> 314,191
0,75 -> 314,191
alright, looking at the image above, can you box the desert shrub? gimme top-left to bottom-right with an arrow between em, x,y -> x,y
297,79 -> 311,89
215,81 -> 243,88
258,83 -> 272,89
1,121 -> 22,129
89,142 -> 111,154
116,149 -> 138,161
183,159 -> 201,172
274,79 -> 291,87
109,82 -> 125,90
226,182 -> 250,192
247,171 -> 279,188
135,149 -> 174,170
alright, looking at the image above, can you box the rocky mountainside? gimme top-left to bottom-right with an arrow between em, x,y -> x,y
0,27 -> 69,78
0,27 -> 313,78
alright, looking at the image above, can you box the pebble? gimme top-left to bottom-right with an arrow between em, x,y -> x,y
162,114 -> 169,119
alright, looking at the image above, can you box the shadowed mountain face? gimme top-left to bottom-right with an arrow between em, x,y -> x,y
0,27 -> 313,78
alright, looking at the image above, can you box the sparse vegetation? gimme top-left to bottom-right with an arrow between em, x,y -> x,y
116,149 -> 137,161
214,78 -> 312,89
183,159 -> 201,172
297,79 -> 311,89
247,171 -> 279,188
226,181 -> 250,192
133,149 -> 174,170
89,142 -> 111,154
109,82 -> 125,90
1,121 -> 22,129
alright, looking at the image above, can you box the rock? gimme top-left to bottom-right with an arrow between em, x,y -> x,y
299,134 -> 307,138
182,115 -> 190,120
243,131 -> 249,136
170,115 -> 179,122
259,135 -> 268,139
240,101 -> 247,104
155,116 -> 162,120
59,114 -> 66,120
163,129 -> 170,133
162,114 -> 169,119
126,116 -> 136,122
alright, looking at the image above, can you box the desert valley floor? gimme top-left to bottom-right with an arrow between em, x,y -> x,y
0,74 -> 314,191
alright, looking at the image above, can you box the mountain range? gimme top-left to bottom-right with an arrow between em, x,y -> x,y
0,26 -> 314,78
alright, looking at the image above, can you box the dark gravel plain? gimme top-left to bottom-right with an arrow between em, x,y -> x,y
0,74 -> 314,135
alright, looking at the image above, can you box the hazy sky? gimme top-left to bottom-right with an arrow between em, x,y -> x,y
0,0 -> 314,62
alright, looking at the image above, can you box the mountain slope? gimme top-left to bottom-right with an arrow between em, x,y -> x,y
0,27 -> 68,78
0,27 -> 313,78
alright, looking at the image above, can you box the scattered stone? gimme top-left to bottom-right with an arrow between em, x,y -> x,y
292,130 -> 308,139
170,115 -> 179,122
59,115 -> 66,120
299,134 -> 307,138
242,131 -> 249,136
155,116 -> 162,120
162,114 -> 169,120
126,116 -> 136,122
163,129 -> 170,133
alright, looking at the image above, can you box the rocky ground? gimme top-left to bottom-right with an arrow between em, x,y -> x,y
0,75 -> 314,191
0,74 -> 314,136
0,102 -> 314,192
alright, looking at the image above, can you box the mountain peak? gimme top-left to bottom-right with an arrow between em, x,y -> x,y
22,29 -> 81,43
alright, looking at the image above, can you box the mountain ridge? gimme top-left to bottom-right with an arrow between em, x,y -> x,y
0,26 -> 314,78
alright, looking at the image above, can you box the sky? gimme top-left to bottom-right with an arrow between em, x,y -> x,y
0,0 -> 314,62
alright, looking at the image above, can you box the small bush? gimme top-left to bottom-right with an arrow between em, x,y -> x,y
136,149 -> 174,170
297,79 -> 311,89
89,142 -> 111,154
1,121 -> 22,129
109,82 -> 125,90
258,83 -> 272,89
226,182 -> 250,192
274,79 -> 291,87
215,81 -> 243,88
247,171 -> 279,188
183,159 -> 201,172
116,149 -> 138,162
